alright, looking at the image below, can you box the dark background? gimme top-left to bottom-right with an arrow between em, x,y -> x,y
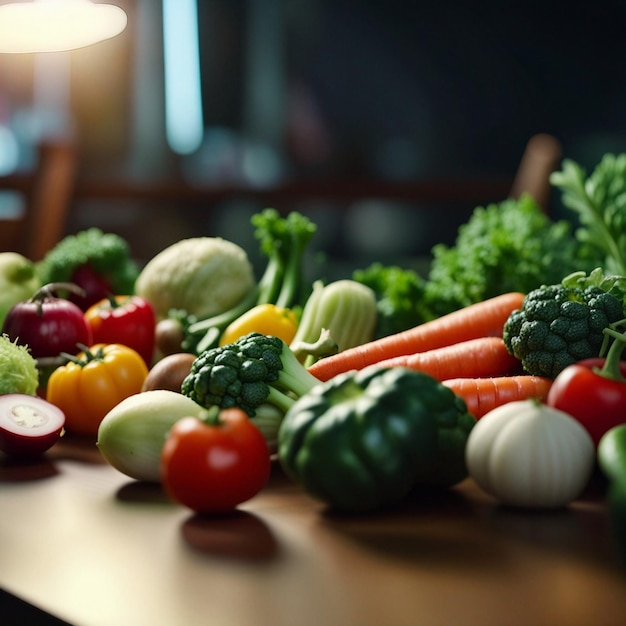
1,0 -> 625,267
82,0 -> 626,178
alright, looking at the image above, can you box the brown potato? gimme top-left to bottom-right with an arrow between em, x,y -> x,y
154,318 -> 185,356
141,353 -> 197,393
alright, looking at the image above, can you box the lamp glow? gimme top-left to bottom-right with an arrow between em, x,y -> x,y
0,0 -> 127,53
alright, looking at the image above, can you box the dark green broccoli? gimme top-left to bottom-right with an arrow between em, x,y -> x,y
37,228 -> 138,308
352,262 -> 433,338
181,332 -> 321,418
503,283 -> 625,379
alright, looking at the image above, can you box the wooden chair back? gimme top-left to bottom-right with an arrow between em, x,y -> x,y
0,141 -> 77,261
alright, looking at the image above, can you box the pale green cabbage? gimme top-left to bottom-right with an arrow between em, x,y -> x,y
134,237 -> 256,320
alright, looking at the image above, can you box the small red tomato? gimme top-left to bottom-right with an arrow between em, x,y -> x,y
161,408 -> 271,514
85,295 -> 156,366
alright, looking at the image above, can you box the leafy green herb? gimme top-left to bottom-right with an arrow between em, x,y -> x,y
551,153 -> 626,276
423,194 -> 591,317
37,228 -> 138,296
352,262 -> 432,338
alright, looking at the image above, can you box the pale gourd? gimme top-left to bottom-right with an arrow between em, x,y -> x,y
97,390 -> 206,482
465,400 -> 595,509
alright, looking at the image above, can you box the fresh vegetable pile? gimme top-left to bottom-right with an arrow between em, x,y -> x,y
5,152 -> 626,567
157,208 -> 318,356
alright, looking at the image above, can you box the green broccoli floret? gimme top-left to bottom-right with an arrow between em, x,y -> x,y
37,228 -> 138,296
181,332 -> 321,418
352,262 -> 432,338
424,194 -> 593,318
502,283 -> 625,379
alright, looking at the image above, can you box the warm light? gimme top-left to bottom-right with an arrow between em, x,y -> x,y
0,0 -> 127,53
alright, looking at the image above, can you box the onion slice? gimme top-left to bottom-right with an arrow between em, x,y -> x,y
0,394 -> 65,457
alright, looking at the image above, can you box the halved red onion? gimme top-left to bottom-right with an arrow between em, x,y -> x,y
0,394 -> 65,457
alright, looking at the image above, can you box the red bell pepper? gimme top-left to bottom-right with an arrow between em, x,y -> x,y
84,295 -> 156,366
547,326 -> 626,446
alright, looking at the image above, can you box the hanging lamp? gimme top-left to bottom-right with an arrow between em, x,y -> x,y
0,0 -> 127,53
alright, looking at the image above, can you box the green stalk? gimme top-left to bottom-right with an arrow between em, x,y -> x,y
255,251 -> 286,306
596,327 -> 626,382
187,287 -> 259,335
274,232 -> 308,308
579,193 -> 626,277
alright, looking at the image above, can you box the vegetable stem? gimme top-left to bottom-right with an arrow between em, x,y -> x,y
596,327 -> 626,383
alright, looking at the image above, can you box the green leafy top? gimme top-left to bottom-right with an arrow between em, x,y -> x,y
424,194 -> 590,317
37,228 -> 138,295
352,262 -> 431,338
251,208 -> 317,308
551,154 -> 626,277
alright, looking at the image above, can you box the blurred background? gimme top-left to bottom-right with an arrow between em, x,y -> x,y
1,0 -> 625,276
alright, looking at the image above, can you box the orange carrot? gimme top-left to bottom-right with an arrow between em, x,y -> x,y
307,292 -> 525,382
374,337 -> 522,381
442,375 -> 553,419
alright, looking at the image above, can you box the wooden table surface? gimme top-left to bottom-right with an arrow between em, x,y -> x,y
1,437 -> 626,626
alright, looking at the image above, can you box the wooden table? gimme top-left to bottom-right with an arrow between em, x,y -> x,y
1,437 -> 625,626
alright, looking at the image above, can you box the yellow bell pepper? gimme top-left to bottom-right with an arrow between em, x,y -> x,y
46,343 -> 149,437
219,303 -> 298,346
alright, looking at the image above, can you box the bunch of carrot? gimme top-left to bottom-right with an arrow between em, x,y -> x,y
307,292 -> 552,418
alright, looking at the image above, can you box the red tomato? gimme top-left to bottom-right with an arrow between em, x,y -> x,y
85,295 -> 156,366
160,408 -> 271,514
547,357 -> 626,446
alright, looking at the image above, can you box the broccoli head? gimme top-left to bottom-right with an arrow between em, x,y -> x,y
37,228 -> 138,309
503,283 -> 624,379
181,332 -> 321,418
